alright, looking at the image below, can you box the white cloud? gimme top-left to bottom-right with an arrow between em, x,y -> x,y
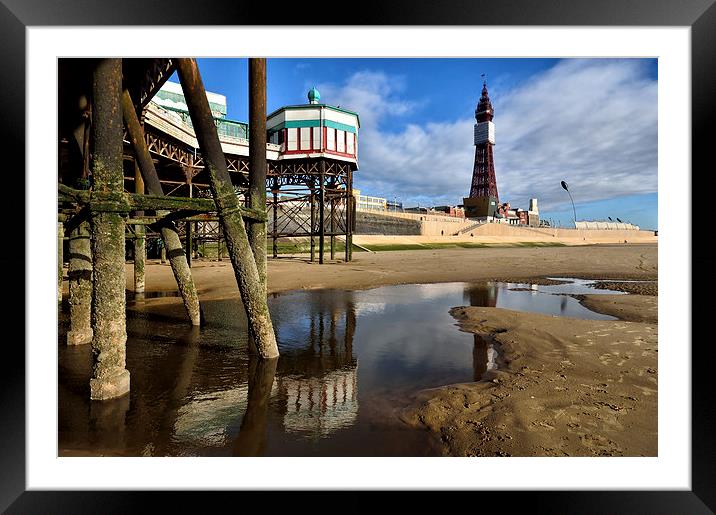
316,60 -> 657,210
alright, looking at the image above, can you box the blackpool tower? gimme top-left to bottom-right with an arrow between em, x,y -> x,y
464,81 -> 499,218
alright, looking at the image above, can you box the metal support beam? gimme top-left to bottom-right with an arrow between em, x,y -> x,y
310,191 -> 316,262
330,193 -> 335,261
176,57 -> 278,359
89,58 -> 130,400
347,168 -> 354,262
319,161 -> 325,264
122,89 -> 201,326
272,179 -> 278,259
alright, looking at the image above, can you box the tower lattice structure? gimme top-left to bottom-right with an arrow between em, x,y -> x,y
469,81 -> 499,201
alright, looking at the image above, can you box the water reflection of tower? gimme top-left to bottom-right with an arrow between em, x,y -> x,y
463,283 -> 499,308
463,284 -> 499,381
274,291 -> 359,437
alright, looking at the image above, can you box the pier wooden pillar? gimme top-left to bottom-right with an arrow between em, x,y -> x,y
57,221 -> 63,303
67,221 -> 93,345
122,89 -> 201,326
247,58 -> 268,294
310,190 -> 316,262
319,161 -> 325,264
176,58 -> 278,359
185,221 -> 193,268
133,161 -> 146,294
89,58 -> 130,400
186,180 -> 193,268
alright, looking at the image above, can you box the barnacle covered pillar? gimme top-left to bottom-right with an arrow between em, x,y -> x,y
133,161 -> 146,294
176,58 -> 278,359
57,221 -> 64,304
121,89 -> 200,326
67,220 -> 93,345
89,58 -> 130,400
248,58 -> 268,293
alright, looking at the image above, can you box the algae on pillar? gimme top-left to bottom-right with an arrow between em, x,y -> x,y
89,58 -> 130,400
57,221 -> 64,304
247,58 -> 268,295
134,224 -> 146,294
176,58 -> 278,359
67,221 -> 93,345
121,89 -> 200,326
134,161 -> 146,294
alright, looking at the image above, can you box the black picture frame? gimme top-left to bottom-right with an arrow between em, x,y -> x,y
4,0 -> 712,512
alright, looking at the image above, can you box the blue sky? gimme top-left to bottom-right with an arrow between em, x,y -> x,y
189,58 -> 658,230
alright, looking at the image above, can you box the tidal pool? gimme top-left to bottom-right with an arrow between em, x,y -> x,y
58,278 -> 624,457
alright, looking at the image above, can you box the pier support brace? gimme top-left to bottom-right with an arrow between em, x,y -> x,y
122,89 -> 200,326
67,221 -> 93,345
89,58 -> 130,400
176,58 -> 278,359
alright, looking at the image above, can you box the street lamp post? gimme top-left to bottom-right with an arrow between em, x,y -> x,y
561,180 -> 577,229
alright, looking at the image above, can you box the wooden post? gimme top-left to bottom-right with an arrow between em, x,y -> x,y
248,58 -> 268,294
176,58 -> 278,359
185,220 -> 193,268
122,89 -> 200,326
319,160 -> 325,264
89,58 -> 130,400
310,190 -> 316,262
57,221 -> 64,304
67,220 -> 93,345
133,160 -> 146,294
186,180 -> 193,268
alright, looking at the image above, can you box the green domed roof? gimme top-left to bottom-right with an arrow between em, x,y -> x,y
307,87 -> 321,104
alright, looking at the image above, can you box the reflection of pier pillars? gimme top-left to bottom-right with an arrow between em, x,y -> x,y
233,357 -> 278,456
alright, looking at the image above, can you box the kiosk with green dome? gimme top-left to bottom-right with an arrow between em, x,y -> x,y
265,87 -> 360,262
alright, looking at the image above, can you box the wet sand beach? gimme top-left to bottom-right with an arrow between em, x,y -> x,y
60,243 -> 658,457
400,294 -> 658,456
120,243 -> 657,299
